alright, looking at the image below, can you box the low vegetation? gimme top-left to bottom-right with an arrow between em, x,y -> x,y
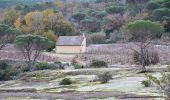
34,62 -> 49,70
74,64 -> 82,69
97,72 -> 112,84
0,60 -> 20,81
145,67 -> 170,99
59,78 -> 73,85
141,80 -> 151,87
90,60 -> 108,68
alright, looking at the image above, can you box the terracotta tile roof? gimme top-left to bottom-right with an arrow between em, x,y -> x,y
56,36 -> 84,46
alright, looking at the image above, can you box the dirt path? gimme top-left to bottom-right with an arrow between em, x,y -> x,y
0,91 -> 162,100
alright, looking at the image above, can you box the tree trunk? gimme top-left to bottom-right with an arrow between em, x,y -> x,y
140,46 -> 146,72
26,60 -> 32,71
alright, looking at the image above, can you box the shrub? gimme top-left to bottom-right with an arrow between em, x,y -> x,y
133,48 -> 159,66
34,62 -> 49,70
47,63 -> 61,69
141,80 -> 151,87
59,78 -> 72,85
145,72 -> 170,99
90,60 -> 107,68
98,72 -> 112,84
0,60 -> 16,81
74,64 -> 82,69
54,61 -> 62,65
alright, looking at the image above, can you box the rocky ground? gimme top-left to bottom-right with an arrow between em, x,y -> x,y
0,66 -> 166,100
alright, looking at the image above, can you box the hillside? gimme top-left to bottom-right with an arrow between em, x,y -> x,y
0,0 -> 93,8
0,0 -> 54,8
0,0 -> 170,100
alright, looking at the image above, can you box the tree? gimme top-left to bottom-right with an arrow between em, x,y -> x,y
163,0 -> 170,8
146,0 -> 161,10
14,35 -> 53,71
151,8 -> 170,21
54,0 -> 64,8
0,24 -> 21,50
80,18 -> 101,32
24,11 -> 47,34
30,12 -> 45,34
87,32 -> 106,44
103,14 -> 125,38
23,11 -> 75,36
43,30 -> 57,43
105,6 -> 125,15
124,20 -> 163,72
25,12 -> 33,27
42,9 -> 53,17
14,16 -> 21,30
43,30 -> 57,51
72,12 -> 86,23
2,8 -> 20,26
94,11 -> 107,19
146,0 -> 170,33
47,13 -> 75,36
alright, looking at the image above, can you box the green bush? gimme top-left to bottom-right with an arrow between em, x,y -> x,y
34,62 -> 49,70
90,60 -> 107,68
141,80 -> 151,87
98,72 -> 112,84
0,60 -> 15,81
59,78 -> 72,85
74,64 -> 82,69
